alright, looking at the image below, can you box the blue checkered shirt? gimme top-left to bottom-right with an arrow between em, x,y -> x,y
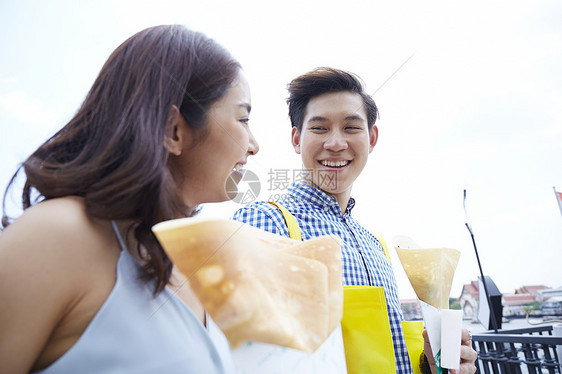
232,183 -> 413,373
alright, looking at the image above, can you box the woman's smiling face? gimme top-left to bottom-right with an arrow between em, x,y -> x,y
172,72 -> 259,206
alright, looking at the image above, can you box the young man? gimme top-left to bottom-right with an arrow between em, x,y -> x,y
233,67 -> 476,373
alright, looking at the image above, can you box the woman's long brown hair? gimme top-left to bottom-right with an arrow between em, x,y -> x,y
1,25 -> 241,294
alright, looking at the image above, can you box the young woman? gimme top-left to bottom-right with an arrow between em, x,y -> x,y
0,25 -> 258,373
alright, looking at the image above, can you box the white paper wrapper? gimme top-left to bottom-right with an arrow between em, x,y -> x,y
420,302 -> 463,371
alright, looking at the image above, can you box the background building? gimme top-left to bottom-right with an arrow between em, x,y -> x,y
459,281 -> 562,320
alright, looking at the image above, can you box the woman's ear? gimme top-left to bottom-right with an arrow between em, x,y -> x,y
164,106 -> 188,156
291,127 -> 301,154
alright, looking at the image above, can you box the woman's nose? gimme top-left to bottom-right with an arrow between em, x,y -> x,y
247,128 -> 259,155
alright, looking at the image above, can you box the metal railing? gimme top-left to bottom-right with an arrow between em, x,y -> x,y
472,325 -> 562,374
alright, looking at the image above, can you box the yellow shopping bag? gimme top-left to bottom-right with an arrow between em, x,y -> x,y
342,286 -> 396,373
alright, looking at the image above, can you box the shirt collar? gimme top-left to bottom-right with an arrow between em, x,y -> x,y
287,182 -> 356,216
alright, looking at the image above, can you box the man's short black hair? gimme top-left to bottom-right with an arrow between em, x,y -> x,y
287,67 -> 379,133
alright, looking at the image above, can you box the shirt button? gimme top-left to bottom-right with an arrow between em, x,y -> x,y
323,206 -> 330,212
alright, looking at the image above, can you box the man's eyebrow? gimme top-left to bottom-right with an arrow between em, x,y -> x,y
344,114 -> 365,121
307,116 -> 328,122
307,114 -> 365,122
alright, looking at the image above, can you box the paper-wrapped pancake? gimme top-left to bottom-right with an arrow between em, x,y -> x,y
394,236 -> 460,309
152,218 -> 343,353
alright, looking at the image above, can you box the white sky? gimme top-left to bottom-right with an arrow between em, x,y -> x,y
1,0 -> 561,300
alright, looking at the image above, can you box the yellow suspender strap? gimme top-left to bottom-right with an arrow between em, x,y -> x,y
267,201 -> 390,264
375,235 -> 391,264
267,201 -> 302,241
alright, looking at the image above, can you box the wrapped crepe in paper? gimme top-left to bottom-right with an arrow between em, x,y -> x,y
394,236 -> 462,372
152,218 -> 343,354
394,236 -> 460,309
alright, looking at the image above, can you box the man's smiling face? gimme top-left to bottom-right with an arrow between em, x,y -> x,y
291,91 -> 377,204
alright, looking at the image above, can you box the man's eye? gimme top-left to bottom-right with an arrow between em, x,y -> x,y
240,118 -> 250,125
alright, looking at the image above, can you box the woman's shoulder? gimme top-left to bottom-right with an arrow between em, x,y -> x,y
16,196 -> 91,228
0,196 -> 117,271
